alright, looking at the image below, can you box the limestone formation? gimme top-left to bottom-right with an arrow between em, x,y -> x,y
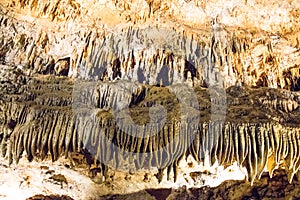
1,0 -> 300,198
1,64 -> 300,185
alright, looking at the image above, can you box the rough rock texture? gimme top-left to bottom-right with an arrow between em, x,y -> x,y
2,63 -> 300,183
97,170 -> 300,199
1,0 -> 300,199
1,0 -> 300,89
175,169 -> 300,200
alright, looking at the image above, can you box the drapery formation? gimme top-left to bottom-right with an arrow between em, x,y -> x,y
1,66 -> 300,185
1,0 -> 300,187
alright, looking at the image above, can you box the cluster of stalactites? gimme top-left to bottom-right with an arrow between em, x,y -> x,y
1,106 -> 300,185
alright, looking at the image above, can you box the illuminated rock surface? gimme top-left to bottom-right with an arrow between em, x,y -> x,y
1,0 -> 300,199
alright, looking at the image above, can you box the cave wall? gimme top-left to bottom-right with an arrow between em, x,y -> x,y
1,0 -> 300,89
1,0 -> 300,190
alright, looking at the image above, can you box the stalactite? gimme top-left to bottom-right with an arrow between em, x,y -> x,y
2,63 -> 300,186
14,126 -> 23,164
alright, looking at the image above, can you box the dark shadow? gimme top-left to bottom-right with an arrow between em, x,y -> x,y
7,119 -> 17,130
156,65 -> 170,86
294,77 -> 300,91
112,58 -> 121,79
145,188 -> 172,200
256,72 -> 269,87
92,61 -> 107,81
137,67 -> 146,83
282,69 -> 300,91
99,188 -> 172,200
43,59 -> 55,75
184,60 -> 196,81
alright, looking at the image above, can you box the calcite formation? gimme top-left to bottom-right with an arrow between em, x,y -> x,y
1,0 -> 300,195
